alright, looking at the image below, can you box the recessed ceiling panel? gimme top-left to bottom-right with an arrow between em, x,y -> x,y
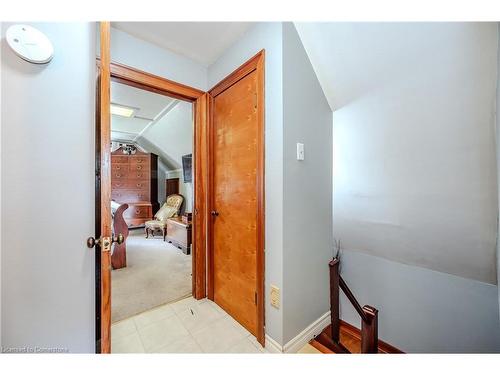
111,81 -> 174,120
111,81 -> 176,139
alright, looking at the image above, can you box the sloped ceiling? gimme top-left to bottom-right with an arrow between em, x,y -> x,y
294,22 -> 487,111
111,81 -> 175,143
294,22 -> 499,283
111,81 -> 192,170
295,22 -> 424,110
139,100 -> 193,170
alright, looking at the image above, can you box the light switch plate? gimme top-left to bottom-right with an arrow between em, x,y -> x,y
270,285 -> 280,309
297,143 -> 304,160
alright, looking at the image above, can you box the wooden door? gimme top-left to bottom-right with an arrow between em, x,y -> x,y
96,21 -> 112,353
210,54 -> 264,340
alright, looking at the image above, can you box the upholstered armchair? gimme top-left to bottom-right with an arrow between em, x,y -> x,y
145,194 -> 184,241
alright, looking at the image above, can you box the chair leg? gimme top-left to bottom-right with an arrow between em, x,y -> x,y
163,228 -> 167,241
145,227 -> 149,238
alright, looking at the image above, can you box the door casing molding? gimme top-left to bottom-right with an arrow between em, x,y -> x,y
95,59 -> 209,353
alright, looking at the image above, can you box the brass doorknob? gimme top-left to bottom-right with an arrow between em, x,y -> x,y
211,210 -> 219,217
113,233 -> 125,245
86,237 -> 98,248
86,233 -> 124,248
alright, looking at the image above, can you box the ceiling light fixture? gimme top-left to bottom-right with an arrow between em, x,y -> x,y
110,103 -> 136,118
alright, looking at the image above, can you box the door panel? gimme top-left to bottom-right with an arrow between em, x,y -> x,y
212,71 -> 259,336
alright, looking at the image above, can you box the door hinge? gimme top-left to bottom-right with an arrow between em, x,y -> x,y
254,93 -> 257,109
255,292 -> 258,305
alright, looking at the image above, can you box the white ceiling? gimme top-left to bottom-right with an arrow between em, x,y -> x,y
111,22 -> 253,66
111,81 -> 175,142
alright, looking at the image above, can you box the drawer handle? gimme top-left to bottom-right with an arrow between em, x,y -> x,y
135,209 -> 140,214
116,174 -> 121,178
116,166 -> 121,170
137,166 -> 142,170
137,159 -> 143,163
136,183 -> 142,187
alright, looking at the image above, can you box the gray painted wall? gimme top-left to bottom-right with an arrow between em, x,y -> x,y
1,22 -> 96,352
497,24 -> 500,319
293,22 -> 500,352
0,21 -> 2,348
109,27 -> 207,91
208,22 -> 285,344
339,250 -> 500,352
282,23 -> 333,343
297,23 -> 499,284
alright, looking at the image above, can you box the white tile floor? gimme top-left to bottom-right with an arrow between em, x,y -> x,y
111,296 -> 268,353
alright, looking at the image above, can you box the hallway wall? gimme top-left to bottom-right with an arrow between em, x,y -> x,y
340,250 -> 500,352
496,23 -> 500,322
108,26 -> 207,91
282,23 -> 333,344
1,22 -> 96,352
296,22 -> 500,352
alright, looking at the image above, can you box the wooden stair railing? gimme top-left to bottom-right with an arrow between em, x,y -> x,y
318,257 -> 379,353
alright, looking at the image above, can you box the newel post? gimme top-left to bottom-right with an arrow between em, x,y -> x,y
361,305 -> 378,353
329,258 -> 341,343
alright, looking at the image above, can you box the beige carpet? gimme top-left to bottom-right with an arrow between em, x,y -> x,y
111,229 -> 192,323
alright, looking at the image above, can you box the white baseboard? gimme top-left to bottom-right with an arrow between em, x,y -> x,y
265,311 -> 331,353
264,334 -> 283,353
283,311 -> 331,353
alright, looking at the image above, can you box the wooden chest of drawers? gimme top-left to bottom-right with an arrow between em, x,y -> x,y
111,147 -> 159,227
166,217 -> 192,254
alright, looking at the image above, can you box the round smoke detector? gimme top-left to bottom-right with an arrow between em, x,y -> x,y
6,24 -> 54,64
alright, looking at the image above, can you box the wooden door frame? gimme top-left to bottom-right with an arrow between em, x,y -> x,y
95,54 -> 209,352
95,21 -> 112,354
207,50 -> 266,346
106,62 -> 209,301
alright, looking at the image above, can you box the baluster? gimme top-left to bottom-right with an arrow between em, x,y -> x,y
361,305 -> 378,353
329,258 -> 340,343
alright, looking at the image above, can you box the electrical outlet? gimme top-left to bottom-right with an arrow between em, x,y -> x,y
270,285 -> 280,309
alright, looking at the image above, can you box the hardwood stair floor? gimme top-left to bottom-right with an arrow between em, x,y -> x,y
310,321 -> 403,354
